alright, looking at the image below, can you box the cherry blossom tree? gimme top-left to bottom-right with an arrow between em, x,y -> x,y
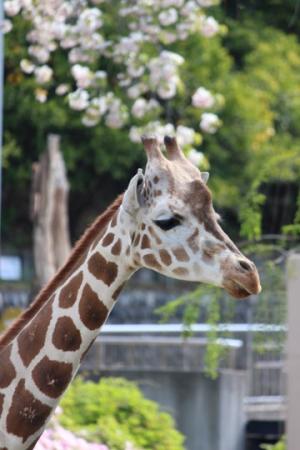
3,0 -> 224,165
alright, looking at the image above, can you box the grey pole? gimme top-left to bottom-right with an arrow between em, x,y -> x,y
0,3 -> 3,255
287,252 -> 300,450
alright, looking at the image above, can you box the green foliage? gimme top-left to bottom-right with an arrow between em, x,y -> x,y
283,192 -> 300,236
59,377 -> 185,450
261,436 -> 286,450
157,284 -> 232,379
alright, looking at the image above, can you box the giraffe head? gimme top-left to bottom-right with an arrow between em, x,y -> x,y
122,136 -> 261,299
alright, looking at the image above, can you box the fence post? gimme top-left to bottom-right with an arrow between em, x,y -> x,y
287,252 -> 300,450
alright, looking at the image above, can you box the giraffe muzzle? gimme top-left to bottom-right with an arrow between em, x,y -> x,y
222,257 -> 262,299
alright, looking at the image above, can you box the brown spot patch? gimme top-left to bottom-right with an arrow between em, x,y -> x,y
141,234 -> 151,249
143,254 -> 162,271
133,233 -> 141,246
32,356 -> 72,399
17,298 -> 53,367
172,247 -> 189,262
159,249 -> 172,266
0,344 -> 16,388
6,379 -> 51,442
173,267 -> 188,277
153,176 -> 159,184
52,317 -> 82,351
0,393 -> 4,416
154,190 -> 162,197
110,213 -> 118,228
187,229 -> 200,253
112,283 -> 125,301
59,272 -> 83,308
88,253 -> 118,286
79,284 -> 108,330
102,233 -> 114,247
148,226 -> 162,245
111,239 -> 122,256
202,243 -> 225,262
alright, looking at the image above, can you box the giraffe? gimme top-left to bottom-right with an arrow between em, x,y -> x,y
0,136 -> 261,449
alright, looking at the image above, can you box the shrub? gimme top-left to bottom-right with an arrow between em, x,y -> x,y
261,436 -> 286,450
59,377 -> 185,450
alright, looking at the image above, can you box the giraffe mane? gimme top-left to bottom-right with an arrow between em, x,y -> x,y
0,194 -> 124,350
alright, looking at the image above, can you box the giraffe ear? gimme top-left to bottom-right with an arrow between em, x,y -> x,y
122,169 -> 145,215
201,172 -> 209,184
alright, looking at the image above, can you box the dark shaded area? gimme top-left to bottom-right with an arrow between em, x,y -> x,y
245,420 -> 285,450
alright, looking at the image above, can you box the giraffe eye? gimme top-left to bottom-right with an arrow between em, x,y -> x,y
153,216 -> 182,231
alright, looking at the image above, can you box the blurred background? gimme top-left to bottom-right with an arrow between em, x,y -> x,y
1,0 -> 300,449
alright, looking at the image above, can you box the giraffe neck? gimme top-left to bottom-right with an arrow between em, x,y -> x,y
0,205 -> 135,449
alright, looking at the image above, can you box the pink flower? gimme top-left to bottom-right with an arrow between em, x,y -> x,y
192,87 -> 214,109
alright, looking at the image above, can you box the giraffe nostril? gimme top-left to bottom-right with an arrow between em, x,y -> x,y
237,259 -> 253,272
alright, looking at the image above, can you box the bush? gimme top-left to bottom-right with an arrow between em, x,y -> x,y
261,436 -> 286,450
59,377 -> 185,450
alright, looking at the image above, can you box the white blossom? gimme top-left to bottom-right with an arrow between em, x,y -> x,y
131,98 -> 160,118
20,59 -> 35,74
157,83 -> 177,99
55,83 -> 70,95
68,89 -> 89,111
200,112 -> 220,133
162,0 -> 184,6
4,0 -> 21,17
158,8 -> 178,26
81,96 -> 107,127
176,125 -> 195,146
105,96 -> 127,128
192,87 -> 214,108
28,46 -> 50,63
160,50 -> 184,65
20,0 -> 32,7
35,65 -> 53,84
131,98 -> 148,119
1,19 -> 13,34
201,16 -> 220,38
187,148 -> 204,166
90,96 -> 107,115
129,121 -> 175,144
35,88 -> 48,103
7,0 -> 223,132
82,115 -> 100,127
127,83 -> 147,99
78,8 -> 103,32
129,126 -> 141,143
71,64 -> 93,88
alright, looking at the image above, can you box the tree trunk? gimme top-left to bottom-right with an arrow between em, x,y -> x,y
30,134 -> 71,289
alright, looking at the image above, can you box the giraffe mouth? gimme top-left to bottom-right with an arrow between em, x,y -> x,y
223,279 -> 260,299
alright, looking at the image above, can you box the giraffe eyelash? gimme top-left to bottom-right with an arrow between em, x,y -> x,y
153,214 -> 183,231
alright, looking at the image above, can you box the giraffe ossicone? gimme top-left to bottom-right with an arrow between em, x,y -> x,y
0,135 -> 261,449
